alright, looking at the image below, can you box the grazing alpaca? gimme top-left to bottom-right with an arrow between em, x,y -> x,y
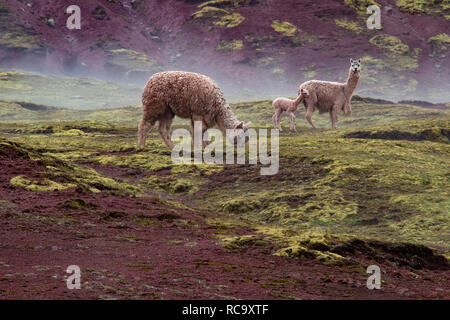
138,71 -> 251,150
299,58 -> 361,129
272,88 -> 310,131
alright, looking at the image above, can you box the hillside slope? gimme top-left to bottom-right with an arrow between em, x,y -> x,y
0,97 -> 449,299
0,0 -> 449,101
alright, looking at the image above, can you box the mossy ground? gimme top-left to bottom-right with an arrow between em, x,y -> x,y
0,2 -> 44,54
396,0 -> 450,16
1,97 -> 449,268
105,49 -> 164,81
0,71 -> 142,109
334,18 -> 365,35
191,1 -> 248,28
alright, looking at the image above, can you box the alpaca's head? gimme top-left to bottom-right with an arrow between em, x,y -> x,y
228,121 -> 252,145
300,88 -> 310,98
350,58 -> 361,75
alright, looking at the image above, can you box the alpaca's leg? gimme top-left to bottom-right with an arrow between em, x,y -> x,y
138,101 -> 166,150
202,127 -> 209,149
305,106 -> 316,129
272,109 -> 282,131
277,110 -> 283,131
330,105 -> 339,129
190,119 -> 195,137
343,101 -> 352,116
158,112 -> 175,149
164,111 -> 175,147
191,115 -> 210,148
287,111 -> 296,131
138,117 -> 156,150
272,112 -> 277,130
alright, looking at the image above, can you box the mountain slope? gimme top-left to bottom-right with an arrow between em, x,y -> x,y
0,0 -> 449,102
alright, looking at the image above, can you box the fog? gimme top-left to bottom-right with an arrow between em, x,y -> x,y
1,45 -> 449,109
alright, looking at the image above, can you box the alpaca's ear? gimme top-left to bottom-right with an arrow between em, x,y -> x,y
358,59 -> 361,64
235,122 -> 244,129
350,58 -> 353,63
244,121 -> 251,129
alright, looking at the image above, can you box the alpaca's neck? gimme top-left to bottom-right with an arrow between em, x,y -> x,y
293,95 -> 304,107
216,104 -> 239,132
344,70 -> 359,98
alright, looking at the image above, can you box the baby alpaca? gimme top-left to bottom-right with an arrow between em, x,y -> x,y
299,58 -> 361,129
272,88 -> 310,131
138,71 -> 251,150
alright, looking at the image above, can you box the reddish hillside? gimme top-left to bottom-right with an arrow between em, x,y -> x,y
1,0 -> 449,101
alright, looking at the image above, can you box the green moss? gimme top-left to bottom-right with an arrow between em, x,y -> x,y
274,245 -> 349,266
191,6 -> 229,21
1,137 -> 141,196
188,114 -> 450,248
0,2 -> 44,53
221,235 -> 268,251
369,34 -> 410,55
198,0 -> 253,9
0,70 -> 143,109
358,53 -> 420,98
141,176 -> 198,194
303,70 -> 317,78
271,20 -> 297,37
344,0 -> 381,14
397,0 -> 430,13
335,18 -> 365,34
270,20 -> 315,46
198,0 -> 235,8
62,199 -> 95,210
267,228 -> 448,268
53,129 -> 87,136
216,39 -> 244,52
92,153 -> 172,172
221,197 -> 261,214
1,97 -> 449,257
106,48 -> 163,74
213,13 -> 245,27
428,33 -> 450,53
0,32 -> 44,52
192,3 -> 245,28
396,0 -> 450,15
10,175 -> 74,192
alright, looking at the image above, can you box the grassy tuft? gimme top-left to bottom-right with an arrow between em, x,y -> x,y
216,39 -> 244,52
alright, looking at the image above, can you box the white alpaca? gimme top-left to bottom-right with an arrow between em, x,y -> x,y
299,58 -> 361,129
272,88 -> 310,131
138,71 -> 251,149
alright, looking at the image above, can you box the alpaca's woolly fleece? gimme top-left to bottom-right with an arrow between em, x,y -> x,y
139,71 -> 248,149
298,60 -> 360,129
